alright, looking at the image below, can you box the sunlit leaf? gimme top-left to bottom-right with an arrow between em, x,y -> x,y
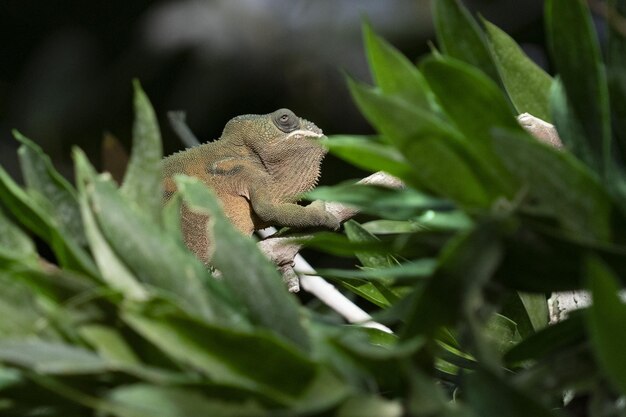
364,22 -> 434,110
433,0 -> 500,82
120,80 -> 163,223
483,19 -> 552,122
176,175 -> 310,350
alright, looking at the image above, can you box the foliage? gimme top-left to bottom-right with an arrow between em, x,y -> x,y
1,1 -> 626,416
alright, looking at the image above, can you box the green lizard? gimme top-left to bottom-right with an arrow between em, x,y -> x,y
162,108 -> 339,263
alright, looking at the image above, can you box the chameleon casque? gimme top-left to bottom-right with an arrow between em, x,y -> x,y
162,108 -> 340,263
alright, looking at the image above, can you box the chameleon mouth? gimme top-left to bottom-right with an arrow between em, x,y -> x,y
285,129 -> 324,140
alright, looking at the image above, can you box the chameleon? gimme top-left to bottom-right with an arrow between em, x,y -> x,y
162,108 -> 340,263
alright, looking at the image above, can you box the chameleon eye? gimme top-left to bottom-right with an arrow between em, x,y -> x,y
272,108 -> 300,133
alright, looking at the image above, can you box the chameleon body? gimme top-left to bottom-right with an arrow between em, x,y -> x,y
162,108 -> 339,262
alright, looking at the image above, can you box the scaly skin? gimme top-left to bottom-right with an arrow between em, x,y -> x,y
162,108 -> 339,262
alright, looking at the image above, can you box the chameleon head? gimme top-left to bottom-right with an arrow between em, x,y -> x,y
221,108 -> 327,198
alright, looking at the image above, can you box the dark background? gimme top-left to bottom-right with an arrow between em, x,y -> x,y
0,0 -> 548,184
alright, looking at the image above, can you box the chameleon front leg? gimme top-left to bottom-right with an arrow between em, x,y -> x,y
249,187 -> 340,231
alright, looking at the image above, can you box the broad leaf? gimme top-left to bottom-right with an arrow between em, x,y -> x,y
120,80 -> 163,223
76,158 -> 239,325
363,22 -> 433,111
349,80 -> 493,207
492,128 -> 614,242
176,176 -> 310,351
124,311 -> 317,402
433,0 -> 500,82
483,20 -> 552,122
324,135 -> 416,186
546,0 -> 611,175
15,131 -> 86,246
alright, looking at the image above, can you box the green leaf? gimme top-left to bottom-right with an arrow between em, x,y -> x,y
0,340 -> 111,375
14,130 -> 86,246
484,313 -> 522,355
307,183 -> 450,220
433,0 -> 500,82
607,1 -> 626,164
402,223 -> 502,339
586,255 -> 626,395
501,291 -> 548,338
337,395 -> 402,417
175,175 -> 310,351
74,150 -> 147,300
120,80 -> 163,224
518,292 -> 548,331
79,325 -> 141,365
0,207 -> 37,265
546,0 -> 611,175
483,20 -> 552,122
124,311 -> 317,402
465,367 -> 562,417
324,135 -> 416,186
0,166 -> 98,276
505,312 -> 585,364
76,157 -> 239,325
107,384 -> 266,417
363,22 -> 433,110
362,211 -> 473,235
492,128 -> 614,242
420,57 -> 519,195
318,260 -> 436,283
348,80 -> 493,207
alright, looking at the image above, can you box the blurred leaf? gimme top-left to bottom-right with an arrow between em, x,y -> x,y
586,255 -> 626,395
518,292 -> 548,331
324,135 -> 416,186
307,183 -> 450,220
402,223 -> 502,339
301,231 -> 390,257
120,80 -> 163,224
607,1 -> 626,165
433,0 -> 500,82
420,56 -> 519,195
0,340 -> 111,375
483,20 -> 552,121
546,0 -> 611,175
318,261 -> 435,283
0,208 -> 37,265
108,384 -> 265,417
124,311 -> 317,402
505,312 -> 585,364
79,325 -> 140,365
363,22 -> 433,110
0,166 -> 98,276
492,128 -> 614,242
76,158 -> 239,325
501,291 -> 548,338
75,150 -> 147,300
176,175 -> 310,351
485,314 -> 522,355
337,395 -> 402,417
465,367 -> 562,417
14,130 -> 86,246
349,80 -> 493,207
362,211 -> 472,235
